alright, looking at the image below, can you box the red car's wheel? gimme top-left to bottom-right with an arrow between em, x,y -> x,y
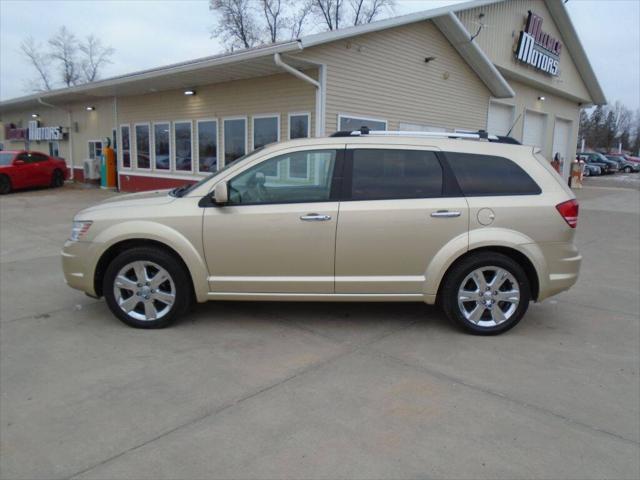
0,175 -> 11,195
50,169 -> 65,188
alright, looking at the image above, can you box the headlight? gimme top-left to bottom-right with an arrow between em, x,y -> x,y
70,221 -> 92,241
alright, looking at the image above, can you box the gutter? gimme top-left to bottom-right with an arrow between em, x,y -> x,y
274,52 -> 325,137
38,97 -> 74,180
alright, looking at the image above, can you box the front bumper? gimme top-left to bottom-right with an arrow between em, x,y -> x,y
535,242 -> 582,301
61,240 -> 98,296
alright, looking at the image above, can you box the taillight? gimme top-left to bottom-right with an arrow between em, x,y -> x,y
556,199 -> 579,228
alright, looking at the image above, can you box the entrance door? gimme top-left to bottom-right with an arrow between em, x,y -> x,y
552,118 -> 572,178
335,146 -> 468,295
202,147 -> 342,294
487,102 -> 515,136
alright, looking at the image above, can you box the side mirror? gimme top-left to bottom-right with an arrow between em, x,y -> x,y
214,182 -> 228,204
13,159 -> 25,166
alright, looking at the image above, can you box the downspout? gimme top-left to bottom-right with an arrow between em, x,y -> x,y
38,97 -> 74,180
274,52 -> 325,137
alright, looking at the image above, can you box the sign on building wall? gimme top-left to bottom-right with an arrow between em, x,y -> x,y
28,120 -> 64,140
515,10 -> 562,76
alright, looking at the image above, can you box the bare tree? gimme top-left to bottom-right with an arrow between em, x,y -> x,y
289,1 -> 312,38
356,0 -> 394,25
312,0 -> 343,30
210,0 -> 260,50
20,37 -> 53,91
313,0 -> 393,29
261,0 -> 285,43
48,26 -> 81,87
79,35 -> 115,82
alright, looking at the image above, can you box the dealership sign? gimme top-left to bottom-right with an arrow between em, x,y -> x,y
515,11 -> 562,76
28,120 -> 64,140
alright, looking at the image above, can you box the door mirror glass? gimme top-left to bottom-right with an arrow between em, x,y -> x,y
214,182 -> 228,204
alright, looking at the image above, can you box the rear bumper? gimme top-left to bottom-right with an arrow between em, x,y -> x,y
61,240 -> 98,296
535,242 -> 582,301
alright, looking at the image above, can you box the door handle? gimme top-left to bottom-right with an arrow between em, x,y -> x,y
430,210 -> 461,218
300,213 -> 332,221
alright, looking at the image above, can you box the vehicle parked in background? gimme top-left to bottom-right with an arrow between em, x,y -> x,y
62,130 -> 581,335
608,153 -> 640,165
605,155 -> 640,173
0,151 -> 68,194
578,152 -> 619,174
582,164 -> 601,177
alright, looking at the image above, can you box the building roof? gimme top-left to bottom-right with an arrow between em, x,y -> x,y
0,0 -> 605,111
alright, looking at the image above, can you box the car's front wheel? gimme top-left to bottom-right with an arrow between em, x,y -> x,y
103,246 -> 192,328
441,252 -> 531,335
583,168 -> 590,177
624,166 -> 632,173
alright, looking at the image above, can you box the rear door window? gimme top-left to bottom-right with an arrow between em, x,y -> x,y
349,149 -> 443,200
445,152 -> 541,196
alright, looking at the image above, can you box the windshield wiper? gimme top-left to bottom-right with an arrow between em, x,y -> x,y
170,185 -> 190,198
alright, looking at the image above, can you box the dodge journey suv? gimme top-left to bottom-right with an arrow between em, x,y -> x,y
62,131 -> 581,334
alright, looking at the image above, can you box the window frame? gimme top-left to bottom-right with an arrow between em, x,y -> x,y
337,113 -> 388,132
48,141 -> 60,157
173,119 -> 194,173
133,123 -> 151,171
252,114 -> 280,150
196,118 -> 219,174
287,112 -> 311,140
152,121 -> 172,172
87,139 -> 103,161
223,147 -> 345,207
222,116 -> 248,168
341,147 -> 450,202
119,124 -> 132,170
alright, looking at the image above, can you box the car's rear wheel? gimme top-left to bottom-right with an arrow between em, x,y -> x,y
51,169 -> 64,188
624,166 -> 632,173
441,252 -> 531,335
0,175 -> 11,194
103,246 -> 192,328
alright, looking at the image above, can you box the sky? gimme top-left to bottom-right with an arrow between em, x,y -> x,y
1,0 -> 638,110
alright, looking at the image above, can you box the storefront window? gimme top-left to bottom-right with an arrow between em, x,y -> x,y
88,140 -> 103,160
224,118 -> 246,165
253,116 -> 279,149
154,122 -> 170,170
174,121 -> 192,171
49,141 -> 60,157
120,125 -> 131,168
197,120 -> 218,172
289,113 -> 310,139
338,114 -> 387,132
135,124 -> 150,169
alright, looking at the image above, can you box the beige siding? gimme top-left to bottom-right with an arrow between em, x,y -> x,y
492,78 -> 580,164
457,0 -> 593,102
0,97 -> 115,171
117,72 -> 317,167
295,21 -> 491,133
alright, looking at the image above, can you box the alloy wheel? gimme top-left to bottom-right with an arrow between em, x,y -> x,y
113,261 -> 176,321
457,266 -> 520,327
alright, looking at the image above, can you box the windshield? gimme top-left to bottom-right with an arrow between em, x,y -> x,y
0,153 -> 15,166
174,147 -> 266,197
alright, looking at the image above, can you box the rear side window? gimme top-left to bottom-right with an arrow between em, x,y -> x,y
445,152 -> 541,196
351,149 -> 442,200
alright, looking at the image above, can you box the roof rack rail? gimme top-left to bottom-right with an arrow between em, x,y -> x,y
329,128 -> 521,144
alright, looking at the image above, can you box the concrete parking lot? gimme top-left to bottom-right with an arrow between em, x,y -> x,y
1,178 -> 639,480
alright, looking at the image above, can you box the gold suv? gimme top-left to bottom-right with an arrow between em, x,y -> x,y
62,131 -> 581,334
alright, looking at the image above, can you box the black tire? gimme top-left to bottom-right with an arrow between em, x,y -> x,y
441,252 -> 531,335
583,168 -> 590,177
624,166 -> 632,173
50,169 -> 65,188
0,175 -> 11,195
103,246 -> 193,328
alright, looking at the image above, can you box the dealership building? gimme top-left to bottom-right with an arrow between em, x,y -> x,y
0,0 -> 605,191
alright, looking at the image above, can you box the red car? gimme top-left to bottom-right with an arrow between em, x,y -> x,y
0,150 -> 68,194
